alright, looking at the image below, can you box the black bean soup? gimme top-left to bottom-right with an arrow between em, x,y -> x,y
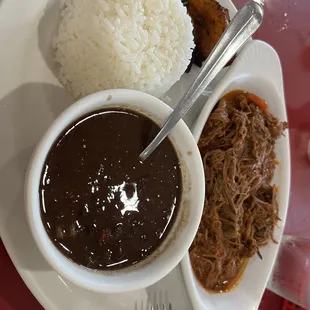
39,108 -> 182,270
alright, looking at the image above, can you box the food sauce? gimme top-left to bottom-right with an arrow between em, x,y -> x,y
40,109 -> 181,270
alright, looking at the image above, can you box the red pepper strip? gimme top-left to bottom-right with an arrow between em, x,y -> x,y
245,93 -> 269,115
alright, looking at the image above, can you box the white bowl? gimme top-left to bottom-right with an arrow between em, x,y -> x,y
25,89 -> 205,293
182,40 -> 291,310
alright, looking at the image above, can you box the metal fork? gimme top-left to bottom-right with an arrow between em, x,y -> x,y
135,301 -> 172,310
150,304 -> 172,310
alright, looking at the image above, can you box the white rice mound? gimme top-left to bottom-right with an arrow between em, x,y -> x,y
54,0 -> 194,99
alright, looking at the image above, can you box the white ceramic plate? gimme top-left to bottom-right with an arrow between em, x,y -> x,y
0,0 -> 237,309
181,40 -> 291,310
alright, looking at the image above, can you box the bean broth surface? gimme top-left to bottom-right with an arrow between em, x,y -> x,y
40,109 -> 181,270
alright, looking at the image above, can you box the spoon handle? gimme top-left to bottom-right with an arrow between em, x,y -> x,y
139,0 -> 264,161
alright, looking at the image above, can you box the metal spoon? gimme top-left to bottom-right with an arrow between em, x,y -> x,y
139,0 -> 264,161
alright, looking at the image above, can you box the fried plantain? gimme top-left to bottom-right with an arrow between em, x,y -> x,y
186,0 -> 230,68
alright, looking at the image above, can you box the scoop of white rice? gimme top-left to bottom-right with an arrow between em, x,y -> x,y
54,0 -> 194,99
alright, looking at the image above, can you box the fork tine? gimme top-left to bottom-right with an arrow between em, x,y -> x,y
142,300 -> 172,310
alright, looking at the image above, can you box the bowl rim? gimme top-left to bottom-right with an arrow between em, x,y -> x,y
25,88 -> 205,293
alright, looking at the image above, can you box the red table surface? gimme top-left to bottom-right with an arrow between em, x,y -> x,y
1,0 -> 310,309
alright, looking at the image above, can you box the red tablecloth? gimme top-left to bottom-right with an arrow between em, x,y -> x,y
1,0 -> 310,309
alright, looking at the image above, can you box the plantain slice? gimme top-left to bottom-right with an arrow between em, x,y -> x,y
186,0 -> 230,69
